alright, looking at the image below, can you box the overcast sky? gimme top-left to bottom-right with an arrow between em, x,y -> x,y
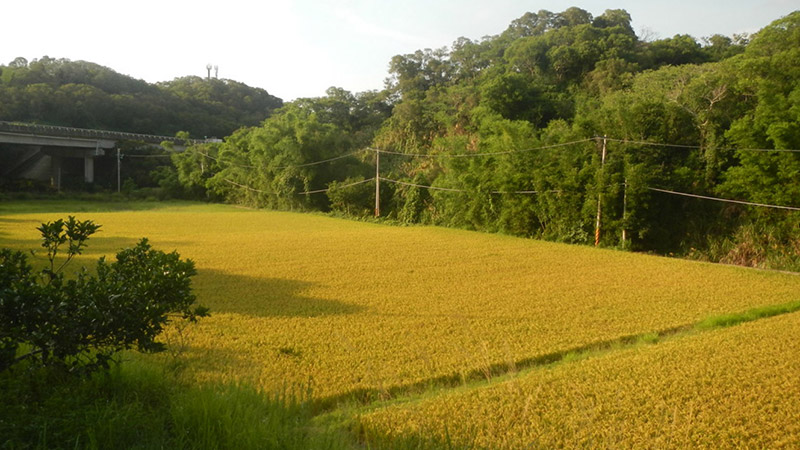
4,1 -> 797,101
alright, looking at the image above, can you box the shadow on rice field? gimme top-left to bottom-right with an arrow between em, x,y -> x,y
195,270 -> 366,318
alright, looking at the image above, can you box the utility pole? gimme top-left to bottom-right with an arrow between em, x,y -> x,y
622,177 -> 628,247
594,135 -> 607,247
116,148 -> 121,193
374,149 -> 380,217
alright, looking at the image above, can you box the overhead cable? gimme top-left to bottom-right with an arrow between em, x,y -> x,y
196,148 -> 365,169
187,137 -> 800,173
371,139 -> 593,158
200,151 -> 255,168
605,137 -> 800,153
379,178 -> 464,192
648,187 -> 800,211
379,177 -> 559,195
302,177 -> 374,194
223,177 -> 374,196
274,150 -> 366,169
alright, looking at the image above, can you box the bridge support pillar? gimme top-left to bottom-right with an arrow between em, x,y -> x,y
84,153 -> 95,183
50,155 -> 62,190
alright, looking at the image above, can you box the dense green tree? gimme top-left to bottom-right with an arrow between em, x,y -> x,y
702,34 -> 748,61
203,88 -> 388,211
386,48 -> 453,101
592,9 -> 635,35
640,34 -> 709,68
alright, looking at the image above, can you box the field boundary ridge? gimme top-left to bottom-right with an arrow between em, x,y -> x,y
315,299 -> 800,414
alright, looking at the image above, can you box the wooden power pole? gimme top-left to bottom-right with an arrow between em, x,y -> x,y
594,136 -> 607,246
374,150 -> 380,217
117,148 -> 121,193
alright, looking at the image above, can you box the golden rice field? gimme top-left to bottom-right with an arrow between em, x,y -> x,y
2,200 -> 800,447
360,310 -> 800,448
1,202 -> 798,397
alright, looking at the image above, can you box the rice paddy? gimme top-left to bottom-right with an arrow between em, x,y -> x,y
2,200 -> 799,446
359,311 -> 800,448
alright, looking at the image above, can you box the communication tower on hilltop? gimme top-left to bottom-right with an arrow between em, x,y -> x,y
214,65 -> 219,79
206,63 -> 212,80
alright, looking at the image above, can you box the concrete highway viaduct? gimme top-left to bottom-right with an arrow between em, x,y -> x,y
0,121 -> 200,189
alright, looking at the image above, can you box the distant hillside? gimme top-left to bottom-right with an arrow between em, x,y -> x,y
0,56 -> 283,138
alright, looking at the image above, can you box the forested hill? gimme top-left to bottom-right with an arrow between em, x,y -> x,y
170,7 -> 799,270
0,57 -> 283,138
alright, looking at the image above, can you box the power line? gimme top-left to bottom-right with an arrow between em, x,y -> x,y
493,189 -> 560,194
380,178 -> 464,192
603,138 -> 700,150
648,187 -> 800,211
228,175 -> 560,197
379,177 -> 559,195
173,137 -> 800,171
195,148 -> 365,170
225,175 -> 799,212
303,178 -> 374,194
274,150 -> 367,169
371,139 -> 594,158
223,177 -> 374,196
201,151 -> 255,168
605,137 -> 800,153
121,138 -> 800,166
224,178 -> 267,193
172,136 -> 800,213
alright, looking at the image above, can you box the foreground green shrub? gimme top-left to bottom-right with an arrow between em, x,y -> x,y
0,216 -> 207,374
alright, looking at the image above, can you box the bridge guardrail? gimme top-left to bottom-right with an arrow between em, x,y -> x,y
0,121 -> 206,145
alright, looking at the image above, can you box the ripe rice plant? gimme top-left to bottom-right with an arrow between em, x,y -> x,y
359,311 -> 800,448
2,202 -> 800,405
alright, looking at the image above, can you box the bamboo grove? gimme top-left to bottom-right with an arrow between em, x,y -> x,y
35,8 -> 800,268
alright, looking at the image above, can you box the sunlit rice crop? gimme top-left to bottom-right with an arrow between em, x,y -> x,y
360,311 -> 800,448
2,202 -> 800,403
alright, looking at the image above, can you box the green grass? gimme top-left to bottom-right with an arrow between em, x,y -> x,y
696,299 -> 800,330
0,360 -> 352,449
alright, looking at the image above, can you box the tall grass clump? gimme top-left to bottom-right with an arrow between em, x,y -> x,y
696,300 -> 800,330
0,360 -> 351,449
169,383 -> 350,449
1,362 -> 170,448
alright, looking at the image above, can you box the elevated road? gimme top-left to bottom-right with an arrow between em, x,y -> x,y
0,121 -> 201,147
0,121 -> 203,187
